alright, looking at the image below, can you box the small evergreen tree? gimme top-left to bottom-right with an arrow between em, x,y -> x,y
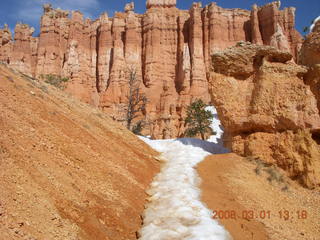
303,26 -> 309,33
184,99 -> 213,140
131,120 -> 144,135
125,66 -> 147,133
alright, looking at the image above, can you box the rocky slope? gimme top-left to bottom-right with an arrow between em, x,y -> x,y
0,0 -> 302,138
208,42 -> 320,189
0,63 -> 159,239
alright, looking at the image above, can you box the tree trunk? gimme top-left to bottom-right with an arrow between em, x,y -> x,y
200,131 -> 205,140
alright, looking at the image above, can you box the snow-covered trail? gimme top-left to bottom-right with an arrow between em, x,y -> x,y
138,107 -> 232,240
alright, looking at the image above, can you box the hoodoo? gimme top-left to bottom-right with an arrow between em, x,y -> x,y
1,1 -> 320,239
0,1 -> 303,138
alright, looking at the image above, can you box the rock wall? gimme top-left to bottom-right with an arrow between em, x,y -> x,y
0,24 -> 12,64
0,1 -> 303,138
0,24 -> 38,76
299,20 -> 320,169
208,42 -> 320,189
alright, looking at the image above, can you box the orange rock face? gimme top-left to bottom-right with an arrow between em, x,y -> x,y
0,1 -> 303,138
299,23 -> 320,185
0,24 -> 38,76
299,20 -> 320,66
299,20 -> 320,111
0,24 -> 13,64
211,43 -> 319,134
208,42 -> 320,189
10,24 -> 38,77
239,131 -> 320,189
304,65 -> 320,114
254,1 -> 302,60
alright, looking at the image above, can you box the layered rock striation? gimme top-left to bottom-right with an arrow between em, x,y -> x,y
0,1 -> 303,138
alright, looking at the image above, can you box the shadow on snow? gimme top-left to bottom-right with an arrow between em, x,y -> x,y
175,138 -> 230,155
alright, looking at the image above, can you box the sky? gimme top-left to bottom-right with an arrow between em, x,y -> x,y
0,0 -> 319,36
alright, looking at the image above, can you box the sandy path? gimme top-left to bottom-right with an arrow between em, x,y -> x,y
198,153 -> 320,240
198,154 -> 268,240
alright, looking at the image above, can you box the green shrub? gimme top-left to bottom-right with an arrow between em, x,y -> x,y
184,99 -> 214,140
132,121 -> 145,135
41,74 -> 69,89
248,156 -> 289,191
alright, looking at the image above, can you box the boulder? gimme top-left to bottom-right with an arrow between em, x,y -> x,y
209,42 -> 320,189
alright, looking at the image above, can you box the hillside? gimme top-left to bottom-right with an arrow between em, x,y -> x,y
0,63 -> 159,240
198,154 -> 320,240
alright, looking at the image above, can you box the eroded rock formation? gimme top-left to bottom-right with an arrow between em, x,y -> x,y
208,42 -> 320,189
299,19 -> 320,66
299,20 -> 320,178
0,1 -> 303,138
0,24 -> 38,76
0,25 -> 12,69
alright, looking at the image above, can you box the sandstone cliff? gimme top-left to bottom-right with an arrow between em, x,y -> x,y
208,42 -> 320,189
0,63 -> 159,239
0,1 -> 303,138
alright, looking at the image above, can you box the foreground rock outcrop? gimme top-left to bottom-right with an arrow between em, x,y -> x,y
0,63 -> 159,239
0,1 -> 303,138
209,42 -> 320,189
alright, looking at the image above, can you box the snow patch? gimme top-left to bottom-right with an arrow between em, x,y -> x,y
206,106 -> 224,145
138,106 -> 231,240
310,16 -> 320,32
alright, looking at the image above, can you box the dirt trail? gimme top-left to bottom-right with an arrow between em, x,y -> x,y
198,153 -> 320,240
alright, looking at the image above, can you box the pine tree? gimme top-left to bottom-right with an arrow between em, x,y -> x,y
125,66 -> 147,133
184,99 -> 213,140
